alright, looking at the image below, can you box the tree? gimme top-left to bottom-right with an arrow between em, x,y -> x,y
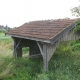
4,25 -> 11,31
71,3 -> 80,33
71,0 -> 80,17
71,6 -> 80,17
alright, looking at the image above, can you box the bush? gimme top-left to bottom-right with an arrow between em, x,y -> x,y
22,47 -> 29,54
55,42 -> 72,55
70,40 -> 80,51
35,73 -> 49,80
74,20 -> 80,33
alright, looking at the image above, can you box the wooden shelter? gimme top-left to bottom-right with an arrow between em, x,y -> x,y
7,18 -> 80,71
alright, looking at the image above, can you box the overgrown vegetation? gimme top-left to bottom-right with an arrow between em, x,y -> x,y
0,30 -> 6,33
0,33 -> 5,37
0,30 -> 6,37
74,20 -> 80,33
0,38 -> 80,80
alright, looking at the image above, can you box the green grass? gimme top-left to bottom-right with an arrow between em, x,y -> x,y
0,33 -> 5,37
0,38 -> 80,80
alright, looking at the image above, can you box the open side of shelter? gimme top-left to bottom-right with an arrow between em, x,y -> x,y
7,18 -> 80,71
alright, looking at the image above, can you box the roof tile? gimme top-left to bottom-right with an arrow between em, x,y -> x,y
7,18 -> 77,40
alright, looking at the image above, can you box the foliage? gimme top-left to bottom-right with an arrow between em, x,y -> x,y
35,73 -> 49,80
55,41 -> 72,55
71,40 -> 80,51
0,39 -> 80,80
22,47 -> 29,54
70,4 -> 80,33
71,6 -> 80,17
73,20 -> 80,33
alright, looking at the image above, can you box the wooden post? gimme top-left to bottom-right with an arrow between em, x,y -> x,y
13,38 -> 17,58
13,37 -> 22,58
16,47 -> 22,57
43,43 -> 48,71
29,46 -> 33,56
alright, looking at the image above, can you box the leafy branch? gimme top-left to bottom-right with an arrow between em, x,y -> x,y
74,20 -> 80,33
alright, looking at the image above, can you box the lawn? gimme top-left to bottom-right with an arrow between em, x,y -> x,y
0,32 -> 11,40
0,33 -> 5,37
0,38 -> 80,80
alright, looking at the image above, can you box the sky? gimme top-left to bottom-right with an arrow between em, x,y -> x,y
0,0 -> 79,28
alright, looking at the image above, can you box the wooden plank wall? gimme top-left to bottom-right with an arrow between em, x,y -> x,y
61,29 -> 80,41
46,40 -> 60,62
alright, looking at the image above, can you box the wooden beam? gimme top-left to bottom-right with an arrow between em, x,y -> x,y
15,39 -> 22,49
43,43 -> 48,71
13,38 -> 17,58
9,35 -> 51,43
37,42 -> 43,56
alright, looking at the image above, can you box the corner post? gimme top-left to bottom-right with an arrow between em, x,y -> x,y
43,43 -> 48,71
13,38 -> 17,58
12,37 -> 22,58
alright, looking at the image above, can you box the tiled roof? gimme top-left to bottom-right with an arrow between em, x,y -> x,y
7,18 -> 77,42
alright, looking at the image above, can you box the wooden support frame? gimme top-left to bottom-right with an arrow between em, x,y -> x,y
12,37 -> 22,58
37,41 -> 60,71
37,42 -> 48,71
37,42 -> 43,56
15,39 -> 22,49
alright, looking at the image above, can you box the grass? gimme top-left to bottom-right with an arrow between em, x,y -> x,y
0,38 -> 80,80
0,33 -> 5,37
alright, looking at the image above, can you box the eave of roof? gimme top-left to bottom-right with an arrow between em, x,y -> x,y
10,34 -> 51,43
